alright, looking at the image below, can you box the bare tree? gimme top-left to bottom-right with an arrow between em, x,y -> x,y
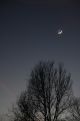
28,61 -> 72,121
12,91 -> 37,121
28,61 -> 55,121
68,97 -> 80,121
52,64 -> 72,121
11,61 -> 72,121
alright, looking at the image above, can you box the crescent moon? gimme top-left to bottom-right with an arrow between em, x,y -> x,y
58,30 -> 63,35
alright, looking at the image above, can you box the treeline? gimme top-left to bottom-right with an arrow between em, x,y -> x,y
10,61 -> 80,121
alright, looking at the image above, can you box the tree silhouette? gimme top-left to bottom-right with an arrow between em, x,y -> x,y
28,61 -> 72,121
12,91 -> 37,121
68,97 -> 80,121
12,61 -> 73,121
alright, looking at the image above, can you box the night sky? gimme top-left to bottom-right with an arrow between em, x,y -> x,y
0,0 -> 80,114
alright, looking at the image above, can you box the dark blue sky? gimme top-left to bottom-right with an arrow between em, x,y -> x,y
0,0 -> 80,114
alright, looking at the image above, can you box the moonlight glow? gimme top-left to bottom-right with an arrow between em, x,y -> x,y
58,29 -> 63,35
